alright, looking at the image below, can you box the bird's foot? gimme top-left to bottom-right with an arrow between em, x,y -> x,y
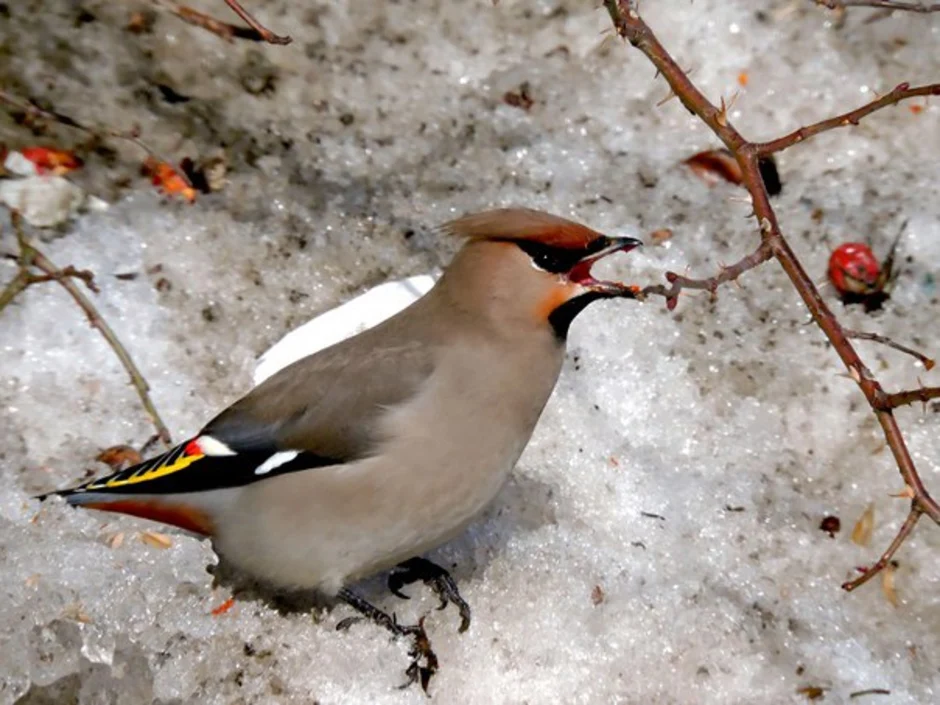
388,557 -> 471,633
336,588 -> 438,694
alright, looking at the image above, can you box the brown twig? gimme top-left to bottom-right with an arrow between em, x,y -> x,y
841,508 -> 921,590
642,242 -> 773,310
846,330 -> 936,371
154,0 -> 292,44
815,1 -> 940,12
755,82 -> 940,157
603,0 -> 939,591
223,0 -> 292,44
881,386 -> 940,409
0,89 -> 192,188
1,214 -> 173,446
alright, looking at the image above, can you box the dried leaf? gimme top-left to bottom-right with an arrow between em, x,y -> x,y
62,603 -> 93,623
881,562 -> 899,607
797,686 -> 826,700
591,585 -> 605,606
25,574 -> 41,588
96,445 -> 142,471
106,532 -> 125,549
127,10 -> 156,34
140,531 -> 172,549
684,149 -> 742,186
143,157 -> 197,203
650,228 -> 674,245
851,504 -> 875,547
503,83 -> 534,112
211,597 -> 236,616
19,147 -> 83,175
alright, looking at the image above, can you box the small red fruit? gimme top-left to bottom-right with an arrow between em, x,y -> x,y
19,146 -> 83,175
828,243 -> 881,296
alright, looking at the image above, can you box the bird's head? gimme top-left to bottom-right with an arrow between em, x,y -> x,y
440,208 -> 642,338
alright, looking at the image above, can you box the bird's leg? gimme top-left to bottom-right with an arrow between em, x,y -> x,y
335,588 -> 438,693
388,557 -> 471,633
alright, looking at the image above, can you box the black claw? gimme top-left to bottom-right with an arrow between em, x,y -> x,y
387,571 -> 412,600
335,616 -> 362,631
337,589 -> 439,693
389,557 -> 472,633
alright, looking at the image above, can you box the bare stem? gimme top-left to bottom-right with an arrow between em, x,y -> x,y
642,242 -> 773,311
153,1 -> 292,44
223,0 -> 292,44
842,508 -> 922,591
755,82 -> 940,157
846,329 -> 935,371
603,0 -> 939,592
815,0 -> 940,12
3,214 -> 173,446
882,386 -> 940,409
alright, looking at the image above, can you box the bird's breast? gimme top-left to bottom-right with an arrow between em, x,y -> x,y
373,339 -> 564,519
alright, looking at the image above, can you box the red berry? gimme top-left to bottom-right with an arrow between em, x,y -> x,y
828,243 -> 881,296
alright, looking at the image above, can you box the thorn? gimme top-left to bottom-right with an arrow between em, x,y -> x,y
656,88 -> 679,107
759,217 -> 772,233
889,485 -> 915,500
715,91 -> 740,127
848,366 -> 862,384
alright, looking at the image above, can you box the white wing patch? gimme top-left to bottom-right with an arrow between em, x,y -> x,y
195,435 -> 237,456
255,450 -> 301,475
253,273 -> 439,385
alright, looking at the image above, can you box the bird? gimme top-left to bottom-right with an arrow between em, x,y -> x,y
37,207 -> 642,690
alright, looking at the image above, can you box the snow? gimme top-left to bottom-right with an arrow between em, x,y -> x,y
1,1 -> 939,703
254,273 -> 439,385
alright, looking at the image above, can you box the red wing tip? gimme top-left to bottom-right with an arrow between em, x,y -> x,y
80,498 -> 214,536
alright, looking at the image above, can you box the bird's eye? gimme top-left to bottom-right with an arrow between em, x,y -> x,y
532,249 -> 567,272
515,241 -> 587,274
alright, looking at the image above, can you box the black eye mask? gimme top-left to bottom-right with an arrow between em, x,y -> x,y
513,238 -> 609,274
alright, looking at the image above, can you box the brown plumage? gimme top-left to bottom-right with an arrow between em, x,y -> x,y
38,208 -> 642,686
441,207 -> 606,249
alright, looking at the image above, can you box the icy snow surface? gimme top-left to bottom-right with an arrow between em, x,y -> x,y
1,1 -> 939,703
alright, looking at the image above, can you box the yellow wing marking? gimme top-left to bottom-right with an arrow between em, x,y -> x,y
94,451 -> 206,490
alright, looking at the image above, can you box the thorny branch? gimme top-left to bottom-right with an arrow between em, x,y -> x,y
846,330 -> 936,371
881,386 -> 940,410
755,82 -> 940,156
0,213 -> 173,447
603,0 -> 939,591
154,0 -> 292,44
642,242 -> 772,310
814,0 -> 940,12
0,89 -> 193,188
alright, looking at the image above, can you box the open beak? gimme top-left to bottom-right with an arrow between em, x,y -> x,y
567,236 -> 643,298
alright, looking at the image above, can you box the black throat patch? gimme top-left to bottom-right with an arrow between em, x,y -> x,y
547,291 -> 610,340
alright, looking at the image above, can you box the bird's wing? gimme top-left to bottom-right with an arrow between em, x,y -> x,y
43,338 -> 436,506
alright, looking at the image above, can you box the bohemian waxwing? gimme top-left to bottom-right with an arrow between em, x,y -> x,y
38,207 -> 642,689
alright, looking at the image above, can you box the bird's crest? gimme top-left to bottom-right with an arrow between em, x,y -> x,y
441,208 -> 604,249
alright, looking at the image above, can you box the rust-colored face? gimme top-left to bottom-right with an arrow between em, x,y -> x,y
441,208 -> 642,337
515,235 -> 643,337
